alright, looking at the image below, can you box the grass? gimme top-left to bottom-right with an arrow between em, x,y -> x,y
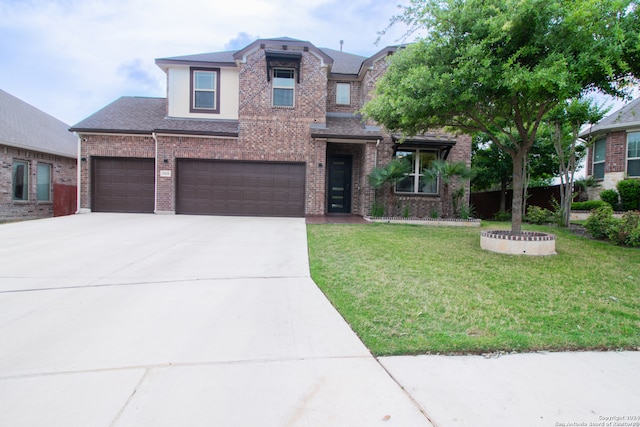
307,221 -> 640,356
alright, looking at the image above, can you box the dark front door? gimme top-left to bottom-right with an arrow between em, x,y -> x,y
327,155 -> 352,213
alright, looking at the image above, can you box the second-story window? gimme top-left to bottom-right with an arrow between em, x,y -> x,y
273,68 -> 295,107
191,68 -> 220,113
336,83 -> 350,105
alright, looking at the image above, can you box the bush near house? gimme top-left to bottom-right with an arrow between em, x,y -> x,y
617,179 -> 640,211
585,205 -> 640,246
571,200 -> 607,211
600,189 -> 620,210
525,205 -> 552,224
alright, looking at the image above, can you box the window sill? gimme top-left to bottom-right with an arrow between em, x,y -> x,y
395,193 -> 440,197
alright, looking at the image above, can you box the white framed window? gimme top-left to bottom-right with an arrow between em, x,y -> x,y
395,149 -> 439,194
592,137 -> 606,180
12,160 -> 29,201
273,68 -> 295,107
191,68 -> 219,113
627,131 -> 640,177
37,163 -> 52,201
336,82 -> 350,105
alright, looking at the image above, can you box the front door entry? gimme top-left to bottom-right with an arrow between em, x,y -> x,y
327,155 -> 352,213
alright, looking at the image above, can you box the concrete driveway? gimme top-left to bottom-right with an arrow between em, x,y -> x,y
0,214 -> 431,427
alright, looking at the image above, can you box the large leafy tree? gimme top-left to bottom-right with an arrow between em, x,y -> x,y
364,0 -> 639,233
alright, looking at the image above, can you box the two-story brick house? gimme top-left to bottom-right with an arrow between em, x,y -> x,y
70,37 -> 471,218
580,96 -> 640,197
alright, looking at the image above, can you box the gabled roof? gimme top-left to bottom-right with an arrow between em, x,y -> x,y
232,37 -> 334,67
0,89 -> 77,158
319,47 -> 367,76
580,96 -> 640,137
70,97 -> 238,137
155,37 -> 396,79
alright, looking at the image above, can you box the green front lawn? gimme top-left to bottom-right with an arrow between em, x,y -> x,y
307,222 -> 640,356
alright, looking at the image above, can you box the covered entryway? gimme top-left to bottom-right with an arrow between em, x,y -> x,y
176,159 -> 305,217
91,157 -> 155,213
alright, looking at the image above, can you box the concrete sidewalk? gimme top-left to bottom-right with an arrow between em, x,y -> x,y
380,351 -> 640,427
0,214 -> 430,426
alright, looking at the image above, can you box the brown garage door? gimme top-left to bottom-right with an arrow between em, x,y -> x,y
176,160 -> 305,217
92,157 -> 155,213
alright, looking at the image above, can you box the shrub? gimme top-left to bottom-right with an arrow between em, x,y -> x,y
371,202 -> 384,217
525,205 -> 551,224
617,179 -> 640,211
571,200 -> 607,211
584,205 -> 619,240
599,189 -> 620,209
493,210 -> 511,221
608,211 -> 640,246
458,203 -> 476,220
625,227 -> 640,247
402,205 -> 410,218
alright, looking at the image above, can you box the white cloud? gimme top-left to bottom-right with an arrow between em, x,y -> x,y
0,0 -> 410,124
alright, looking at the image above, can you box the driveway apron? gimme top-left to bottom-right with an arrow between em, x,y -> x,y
0,214 -> 431,426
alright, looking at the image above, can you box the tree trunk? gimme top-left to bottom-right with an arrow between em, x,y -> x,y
510,153 -> 524,234
442,183 -> 450,218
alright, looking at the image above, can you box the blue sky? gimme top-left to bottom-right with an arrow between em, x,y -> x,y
0,0 -> 411,125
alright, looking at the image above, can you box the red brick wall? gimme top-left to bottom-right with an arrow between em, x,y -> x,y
326,80 -> 363,114
236,46 -> 328,214
606,131 -> 626,173
79,135 -> 155,210
1,143 -> 76,220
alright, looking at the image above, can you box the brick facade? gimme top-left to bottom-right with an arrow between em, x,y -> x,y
77,39 -> 472,218
586,130 -> 631,193
1,144 -> 76,220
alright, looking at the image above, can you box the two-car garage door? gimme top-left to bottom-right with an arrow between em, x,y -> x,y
176,159 -> 305,217
91,158 -> 305,217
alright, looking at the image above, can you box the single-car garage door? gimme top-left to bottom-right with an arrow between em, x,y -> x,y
92,157 -> 155,213
176,159 -> 305,217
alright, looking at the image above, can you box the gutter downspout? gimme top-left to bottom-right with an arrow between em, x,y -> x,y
74,132 -> 82,213
152,132 -> 158,214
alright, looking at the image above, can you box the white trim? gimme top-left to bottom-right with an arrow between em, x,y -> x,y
394,148 -> 439,195
75,132 -> 81,213
272,67 -> 295,107
626,130 -> 640,177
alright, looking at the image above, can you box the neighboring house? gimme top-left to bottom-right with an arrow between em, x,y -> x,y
70,37 -> 471,218
0,89 -> 77,221
580,96 -> 640,198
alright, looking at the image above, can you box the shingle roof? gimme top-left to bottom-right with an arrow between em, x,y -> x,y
157,39 -> 372,76
156,50 -> 236,65
70,97 -> 239,137
310,113 -> 382,139
0,89 -> 77,158
319,48 -> 367,75
580,96 -> 640,137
